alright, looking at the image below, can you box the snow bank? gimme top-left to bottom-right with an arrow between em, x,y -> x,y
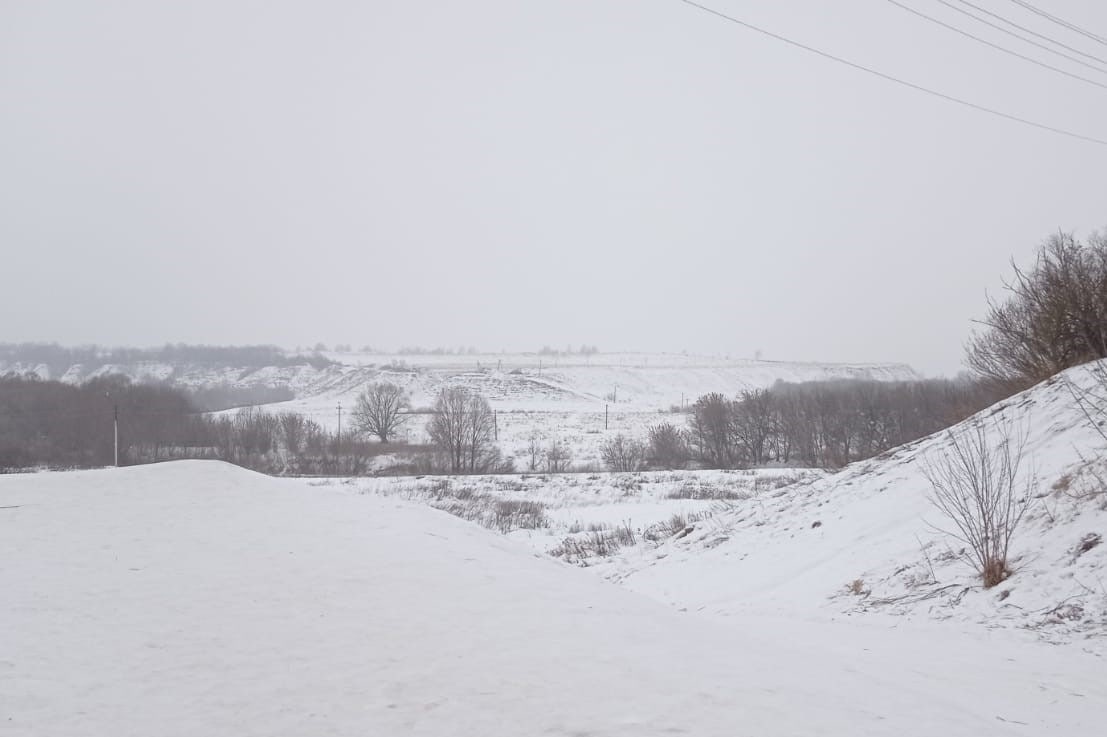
610,363 -> 1107,642
4,461 -> 1104,735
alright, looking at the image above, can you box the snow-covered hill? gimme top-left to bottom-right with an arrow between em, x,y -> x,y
0,350 -> 919,414
600,362 -> 1107,642
3,461 -> 1104,735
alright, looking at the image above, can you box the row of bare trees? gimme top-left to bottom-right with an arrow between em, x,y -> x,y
0,375 -> 197,469
654,379 -> 1001,471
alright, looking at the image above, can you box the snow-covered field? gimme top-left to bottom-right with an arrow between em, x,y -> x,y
336,467 -> 824,564
5,362 -> 1107,734
4,461 -> 1105,736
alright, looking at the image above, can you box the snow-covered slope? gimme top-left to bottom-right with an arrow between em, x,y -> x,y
0,350 -> 919,414
277,352 -> 921,416
3,461 -> 1104,735
605,363 -> 1107,642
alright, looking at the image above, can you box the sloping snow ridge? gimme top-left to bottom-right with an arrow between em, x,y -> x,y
608,362 -> 1107,643
3,462 -> 1105,736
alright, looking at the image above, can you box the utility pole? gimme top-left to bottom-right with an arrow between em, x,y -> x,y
605,403 -> 608,430
613,384 -> 617,404
493,410 -> 498,441
336,401 -> 342,454
114,404 -> 119,467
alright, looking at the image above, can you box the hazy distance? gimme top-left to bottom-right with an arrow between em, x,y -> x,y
2,0 -> 1105,376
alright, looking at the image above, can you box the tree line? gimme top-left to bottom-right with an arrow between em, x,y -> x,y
0,342 -> 334,378
623,378 -> 1002,472
0,375 -> 509,476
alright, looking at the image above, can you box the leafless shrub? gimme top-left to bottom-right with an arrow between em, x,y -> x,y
666,481 -> 746,500
600,434 -> 646,472
544,441 -> 573,473
403,479 -> 547,533
490,499 -> 547,533
612,520 -> 637,546
524,432 -> 545,472
612,474 -> 642,494
923,419 -> 1034,588
641,510 -> 711,543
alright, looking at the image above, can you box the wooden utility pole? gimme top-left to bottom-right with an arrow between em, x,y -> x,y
114,404 -> 119,467
336,401 -> 342,454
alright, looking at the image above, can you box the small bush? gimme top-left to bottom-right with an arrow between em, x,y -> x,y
600,434 -> 647,472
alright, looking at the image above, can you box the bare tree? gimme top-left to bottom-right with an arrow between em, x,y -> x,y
426,387 -> 500,473
601,434 -> 646,472
524,432 -> 546,472
922,419 -> 1033,588
687,392 -> 738,468
967,230 -> 1107,392
352,382 -> 410,444
278,411 -> 306,455
732,389 -> 775,466
544,441 -> 573,473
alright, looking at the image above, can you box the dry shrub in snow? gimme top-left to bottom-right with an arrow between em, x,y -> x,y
923,420 -> 1033,588
600,434 -> 646,472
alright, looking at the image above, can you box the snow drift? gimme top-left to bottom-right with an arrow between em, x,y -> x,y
3,460 -> 1104,735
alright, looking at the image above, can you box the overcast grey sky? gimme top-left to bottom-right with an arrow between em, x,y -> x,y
2,0 -> 1104,375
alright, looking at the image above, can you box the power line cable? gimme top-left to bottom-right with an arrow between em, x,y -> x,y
935,0 -> 1107,73
1006,0 -> 1107,47
885,0 -> 1107,90
674,0 -> 1107,146
952,0 -> 1107,65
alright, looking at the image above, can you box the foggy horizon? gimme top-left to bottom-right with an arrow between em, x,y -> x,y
3,1 -> 1105,377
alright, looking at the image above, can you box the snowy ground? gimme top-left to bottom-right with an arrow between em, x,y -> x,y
3,461 -> 1105,736
337,467 -> 823,564
601,366 -> 1107,645
340,365 -> 1107,646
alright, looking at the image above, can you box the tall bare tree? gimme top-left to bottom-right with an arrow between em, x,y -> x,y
687,392 -> 739,468
352,382 -> 409,444
426,387 -> 499,473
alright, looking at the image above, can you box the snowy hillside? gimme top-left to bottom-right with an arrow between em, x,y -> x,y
330,362 -> 1107,645
600,362 -> 1107,643
3,461 -> 1104,735
271,351 -> 921,417
0,350 -> 919,414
